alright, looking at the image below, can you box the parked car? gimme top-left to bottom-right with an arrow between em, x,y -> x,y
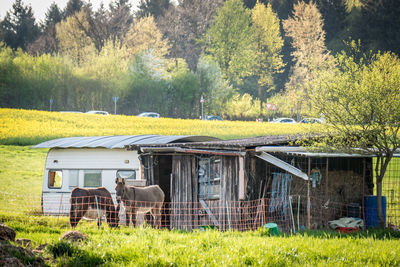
270,117 -> 296,123
59,111 -> 83,113
86,110 -> 109,115
137,112 -> 160,118
204,115 -> 223,121
299,118 -> 323,124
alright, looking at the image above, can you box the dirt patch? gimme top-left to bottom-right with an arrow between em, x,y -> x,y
0,223 -> 16,242
15,239 -> 32,249
0,242 -> 44,267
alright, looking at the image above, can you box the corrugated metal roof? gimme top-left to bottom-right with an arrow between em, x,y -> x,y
32,135 -> 220,149
127,135 -> 302,150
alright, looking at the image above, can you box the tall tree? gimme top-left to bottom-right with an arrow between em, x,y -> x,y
0,0 -> 40,50
44,2 -> 63,29
310,50 -> 400,228
205,0 -> 255,84
251,2 -> 285,111
361,0 -> 400,55
108,0 -> 133,45
158,0 -> 223,70
136,0 -> 171,19
124,15 -> 170,58
28,2 -> 63,55
283,0 -> 330,115
64,0 -> 85,18
56,9 -> 96,66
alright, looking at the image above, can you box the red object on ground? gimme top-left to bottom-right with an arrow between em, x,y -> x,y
336,227 -> 359,233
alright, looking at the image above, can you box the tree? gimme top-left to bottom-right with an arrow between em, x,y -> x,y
0,0 -> 40,50
56,9 -> 96,66
64,0 -> 85,18
205,0 -> 255,84
251,2 -> 285,111
124,15 -> 170,58
157,0 -> 223,70
136,0 -> 171,19
44,2 -> 63,29
310,50 -> 400,227
361,0 -> 400,55
196,56 -> 235,116
27,2 -> 63,55
282,1 -> 330,116
108,0 -> 133,45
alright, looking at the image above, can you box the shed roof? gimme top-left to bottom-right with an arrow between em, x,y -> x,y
32,135 -> 220,149
127,135 -> 301,151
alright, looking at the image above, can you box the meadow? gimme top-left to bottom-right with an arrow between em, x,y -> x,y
1,108 -> 400,266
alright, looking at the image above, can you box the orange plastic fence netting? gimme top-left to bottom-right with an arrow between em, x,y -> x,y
1,192 -> 399,231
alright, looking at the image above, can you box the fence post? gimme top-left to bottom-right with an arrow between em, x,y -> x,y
95,196 -> 100,227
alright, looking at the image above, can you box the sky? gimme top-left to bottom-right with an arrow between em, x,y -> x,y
0,0 -> 141,23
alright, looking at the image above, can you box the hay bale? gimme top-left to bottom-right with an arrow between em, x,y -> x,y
0,223 -> 16,242
60,231 -> 87,243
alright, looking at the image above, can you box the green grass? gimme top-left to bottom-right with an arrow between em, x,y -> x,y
0,145 -> 48,213
4,218 -> 400,266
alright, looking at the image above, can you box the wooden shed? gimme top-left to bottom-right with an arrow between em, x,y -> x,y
129,135 -> 375,231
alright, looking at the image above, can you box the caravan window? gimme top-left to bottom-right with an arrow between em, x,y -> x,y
69,170 -> 79,189
84,170 -> 102,187
116,170 -> 136,181
48,170 -> 62,188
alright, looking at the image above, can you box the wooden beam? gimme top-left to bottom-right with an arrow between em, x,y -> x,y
200,199 -> 220,228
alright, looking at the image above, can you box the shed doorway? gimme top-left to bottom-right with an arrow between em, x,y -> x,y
154,155 -> 172,228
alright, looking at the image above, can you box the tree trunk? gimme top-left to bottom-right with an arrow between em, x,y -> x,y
376,179 -> 384,228
375,155 -> 391,228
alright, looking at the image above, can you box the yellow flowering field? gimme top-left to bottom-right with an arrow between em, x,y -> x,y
0,108 -> 314,145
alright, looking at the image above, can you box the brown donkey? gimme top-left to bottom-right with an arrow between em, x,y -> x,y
70,187 -> 119,228
115,178 -> 164,228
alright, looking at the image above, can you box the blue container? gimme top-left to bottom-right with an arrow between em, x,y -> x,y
364,196 -> 386,228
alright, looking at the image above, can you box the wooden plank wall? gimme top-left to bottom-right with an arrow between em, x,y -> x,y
170,155 -> 198,230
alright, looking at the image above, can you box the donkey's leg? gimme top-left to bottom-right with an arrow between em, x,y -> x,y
69,204 -> 78,227
132,208 -> 137,227
151,208 -> 162,229
125,207 -> 131,227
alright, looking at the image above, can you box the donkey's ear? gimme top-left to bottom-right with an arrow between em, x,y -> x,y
121,178 -> 125,185
115,177 -> 118,184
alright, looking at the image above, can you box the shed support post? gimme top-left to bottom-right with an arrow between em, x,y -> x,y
307,157 -> 311,229
325,157 -> 329,227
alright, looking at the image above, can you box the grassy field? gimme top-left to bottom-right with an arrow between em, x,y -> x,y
1,109 -> 400,266
2,217 -> 400,266
0,108 -> 312,145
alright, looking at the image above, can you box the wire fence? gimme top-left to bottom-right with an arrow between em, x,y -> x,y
1,192 -> 398,231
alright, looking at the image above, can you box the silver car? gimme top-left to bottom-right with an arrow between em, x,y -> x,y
270,117 -> 296,123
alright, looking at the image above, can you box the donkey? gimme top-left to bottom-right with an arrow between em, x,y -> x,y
115,178 -> 165,228
69,187 -> 119,228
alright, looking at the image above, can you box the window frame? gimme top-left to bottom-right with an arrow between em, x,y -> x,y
48,170 -> 63,189
198,156 -> 222,200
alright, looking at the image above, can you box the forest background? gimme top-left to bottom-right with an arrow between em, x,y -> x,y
0,0 -> 399,121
